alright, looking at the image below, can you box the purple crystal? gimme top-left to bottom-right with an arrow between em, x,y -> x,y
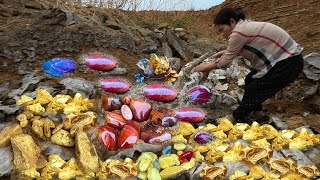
187,85 -> 212,105
194,131 -> 212,144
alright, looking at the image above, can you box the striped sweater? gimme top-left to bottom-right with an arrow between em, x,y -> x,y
215,19 -> 303,78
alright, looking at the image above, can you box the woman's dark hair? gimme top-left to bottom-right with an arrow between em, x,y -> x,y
214,7 -> 245,25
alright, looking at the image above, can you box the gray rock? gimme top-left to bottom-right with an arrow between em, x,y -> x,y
281,149 -> 314,165
105,20 -> 121,30
270,116 -> 289,129
59,77 -> 96,98
165,29 -> 188,60
0,104 -> 19,117
303,53 -> 320,81
63,11 -> 79,25
8,74 -> 42,99
44,144 -> 75,160
0,147 -> 13,177
24,0 -> 43,10
108,141 -> 165,160
168,57 -> 181,71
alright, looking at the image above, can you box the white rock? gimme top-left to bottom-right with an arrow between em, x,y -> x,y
214,82 -> 228,91
237,78 -> 245,86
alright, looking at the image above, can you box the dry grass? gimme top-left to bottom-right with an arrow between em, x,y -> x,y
34,0 -> 223,40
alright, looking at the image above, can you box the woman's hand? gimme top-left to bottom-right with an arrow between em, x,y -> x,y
194,62 -> 218,72
194,63 -> 209,72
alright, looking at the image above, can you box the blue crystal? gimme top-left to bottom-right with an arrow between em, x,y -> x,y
42,58 -> 75,77
162,145 -> 172,154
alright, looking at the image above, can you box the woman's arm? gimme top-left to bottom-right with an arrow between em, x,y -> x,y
212,50 -> 225,58
193,50 -> 225,72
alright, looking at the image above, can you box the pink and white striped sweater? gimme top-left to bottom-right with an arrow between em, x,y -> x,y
215,19 -> 303,78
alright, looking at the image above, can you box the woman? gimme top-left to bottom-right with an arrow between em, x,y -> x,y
194,7 -> 304,123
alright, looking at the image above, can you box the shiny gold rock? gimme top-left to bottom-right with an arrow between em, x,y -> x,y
173,122 -> 195,136
217,118 -> 233,131
158,154 -> 180,169
51,129 -> 75,147
240,145 -> 273,166
63,111 -> 97,136
11,134 -> 40,171
200,164 -> 227,180
135,152 -> 157,172
75,131 -> 99,175
267,158 -> 296,175
0,123 -> 23,147
229,170 -> 247,180
35,89 -> 53,105
160,166 -> 185,179
297,164 -> 320,178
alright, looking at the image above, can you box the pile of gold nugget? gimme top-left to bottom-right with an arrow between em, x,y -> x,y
0,89 -> 319,179
171,119 -> 320,179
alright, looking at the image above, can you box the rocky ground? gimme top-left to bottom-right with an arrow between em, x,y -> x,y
0,0 -> 319,179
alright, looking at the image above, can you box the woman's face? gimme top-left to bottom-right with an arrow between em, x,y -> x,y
214,18 -> 237,39
215,24 -> 234,39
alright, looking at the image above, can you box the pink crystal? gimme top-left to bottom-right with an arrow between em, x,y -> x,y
85,54 -> 117,71
143,83 -> 177,102
187,85 -> 212,105
100,78 -> 130,94
194,131 -> 212,144
175,108 -> 205,123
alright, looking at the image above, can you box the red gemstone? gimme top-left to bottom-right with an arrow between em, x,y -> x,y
100,78 -> 130,94
187,85 -> 212,105
129,99 -> 152,122
121,105 -> 133,120
178,150 -> 194,163
102,95 -> 123,111
121,96 -> 132,105
97,125 -> 118,151
118,121 -> 140,148
143,84 -> 177,102
85,54 -> 117,71
141,122 -> 172,144
150,107 -> 175,126
175,108 -> 205,123
194,131 -> 212,144
105,111 -> 128,130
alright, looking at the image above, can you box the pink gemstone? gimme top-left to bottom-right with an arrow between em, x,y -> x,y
129,99 -> 152,122
187,85 -> 212,105
178,150 -> 194,163
121,105 -> 133,120
85,54 -> 117,71
175,108 -> 205,123
100,78 -> 130,94
118,121 -> 140,148
97,125 -> 118,151
143,84 -> 177,102
194,131 -> 212,144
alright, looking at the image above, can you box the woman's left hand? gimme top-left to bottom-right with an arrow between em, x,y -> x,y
194,62 -> 218,72
193,63 -> 208,72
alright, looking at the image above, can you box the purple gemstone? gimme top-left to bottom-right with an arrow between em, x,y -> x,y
187,85 -> 212,105
194,131 -> 212,144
